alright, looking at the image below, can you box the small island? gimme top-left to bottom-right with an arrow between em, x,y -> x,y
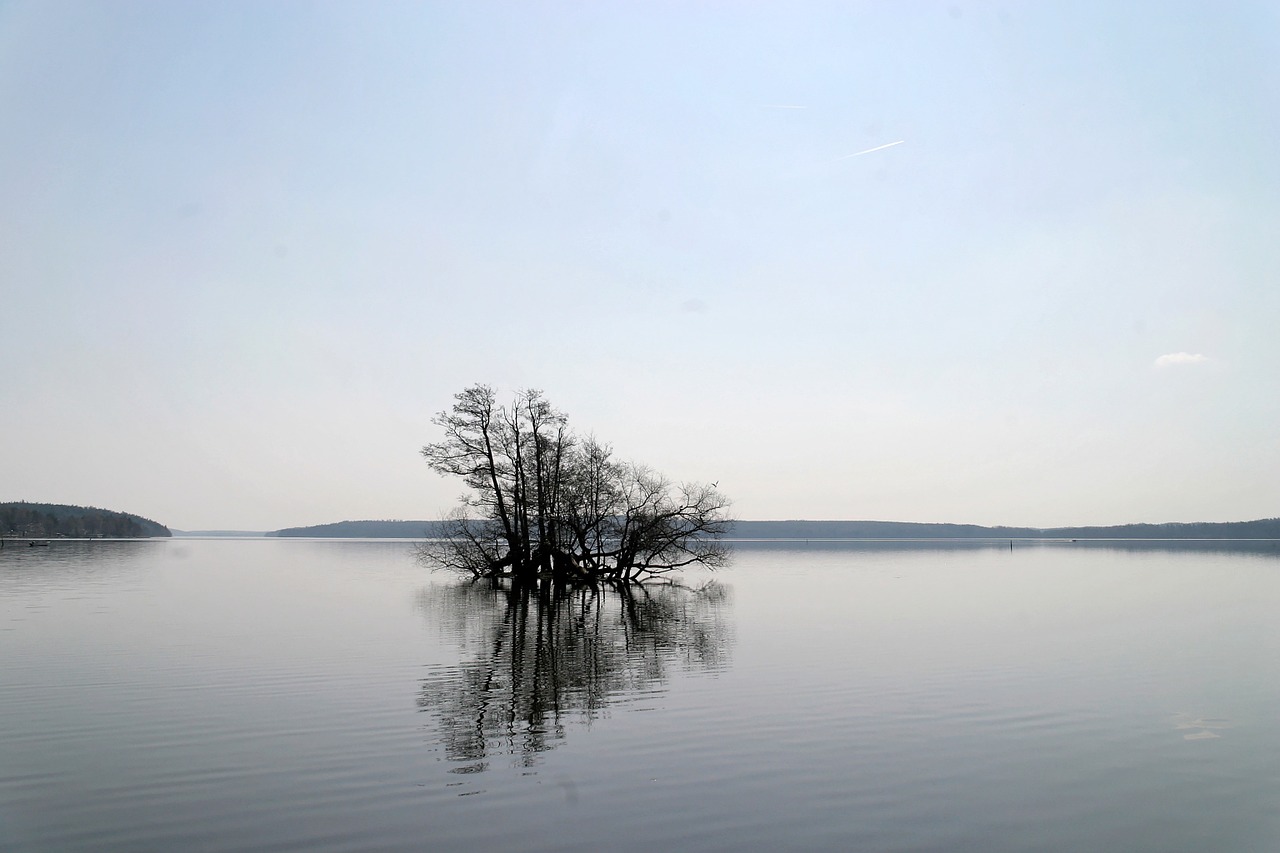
0,502 -> 171,539
420,385 -> 731,583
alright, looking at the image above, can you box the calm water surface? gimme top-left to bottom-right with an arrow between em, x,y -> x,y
3,538 -> 1279,851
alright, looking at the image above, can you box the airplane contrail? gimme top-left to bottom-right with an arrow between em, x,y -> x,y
760,104 -> 808,109
835,139 -> 905,160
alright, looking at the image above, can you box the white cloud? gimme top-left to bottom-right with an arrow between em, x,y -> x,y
1154,352 -> 1209,368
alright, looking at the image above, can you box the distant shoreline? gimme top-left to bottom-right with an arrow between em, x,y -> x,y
266,517 -> 1280,541
0,502 -> 170,539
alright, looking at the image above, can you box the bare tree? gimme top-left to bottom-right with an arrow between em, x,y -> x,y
420,385 -> 731,582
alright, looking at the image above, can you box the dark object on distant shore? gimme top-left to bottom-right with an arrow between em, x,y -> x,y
0,502 -> 171,539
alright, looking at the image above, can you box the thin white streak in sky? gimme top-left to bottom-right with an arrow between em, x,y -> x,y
834,139 -> 905,160
759,104 -> 808,109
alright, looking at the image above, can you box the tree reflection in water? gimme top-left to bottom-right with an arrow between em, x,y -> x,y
417,578 -> 732,774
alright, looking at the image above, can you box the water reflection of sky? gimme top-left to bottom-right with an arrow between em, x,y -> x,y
5,540 -> 1280,851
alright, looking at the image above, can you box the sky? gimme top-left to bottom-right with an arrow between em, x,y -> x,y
2,1 -> 1278,531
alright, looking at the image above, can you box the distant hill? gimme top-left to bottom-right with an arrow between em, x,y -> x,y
0,502 -> 170,538
269,520 -> 448,538
269,517 -> 1280,540
730,519 -> 1280,540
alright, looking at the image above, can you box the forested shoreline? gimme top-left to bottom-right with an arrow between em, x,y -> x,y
270,517 -> 1280,540
0,502 -> 170,538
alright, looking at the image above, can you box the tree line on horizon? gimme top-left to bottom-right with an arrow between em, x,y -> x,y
271,517 -> 1280,540
0,502 -> 171,538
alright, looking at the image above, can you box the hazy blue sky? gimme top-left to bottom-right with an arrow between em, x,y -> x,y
3,1 -> 1278,530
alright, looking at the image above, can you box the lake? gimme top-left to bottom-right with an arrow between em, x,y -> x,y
3,537 -> 1279,851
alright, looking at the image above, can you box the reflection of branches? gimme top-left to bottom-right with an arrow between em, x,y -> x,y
417,578 -> 733,773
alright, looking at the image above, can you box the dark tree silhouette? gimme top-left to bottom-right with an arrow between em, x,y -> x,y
421,385 -> 731,582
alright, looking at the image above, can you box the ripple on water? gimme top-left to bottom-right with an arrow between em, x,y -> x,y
4,540 -> 1280,852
